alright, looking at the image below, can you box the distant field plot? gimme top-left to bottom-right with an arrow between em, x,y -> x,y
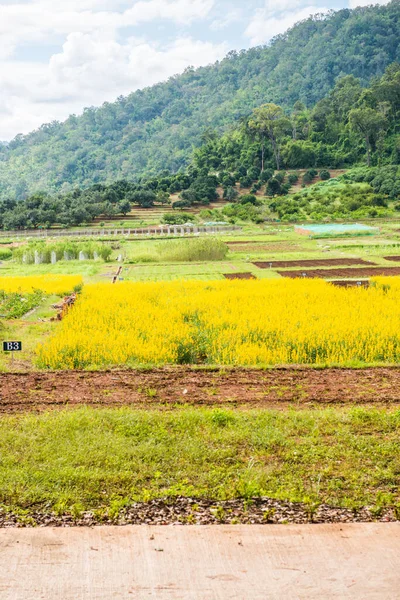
37,277 -> 400,369
0,275 -> 82,295
254,258 -> 374,269
121,262 -> 275,282
280,267 -> 400,279
226,242 -> 313,253
384,256 -> 400,262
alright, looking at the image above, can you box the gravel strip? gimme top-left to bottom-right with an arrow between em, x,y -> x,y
1,497 -> 398,527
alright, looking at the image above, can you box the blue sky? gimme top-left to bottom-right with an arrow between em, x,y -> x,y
0,0 -> 390,139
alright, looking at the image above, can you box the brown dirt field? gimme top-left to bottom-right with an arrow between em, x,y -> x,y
384,256 -> 400,262
1,367 -> 400,413
224,273 -> 256,280
279,267 -> 400,279
254,258 -> 375,269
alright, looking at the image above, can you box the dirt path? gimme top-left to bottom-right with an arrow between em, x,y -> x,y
0,524 -> 399,599
1,367 -> 400,413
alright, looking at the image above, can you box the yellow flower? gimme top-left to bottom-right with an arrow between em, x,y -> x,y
36,277 -> 400,369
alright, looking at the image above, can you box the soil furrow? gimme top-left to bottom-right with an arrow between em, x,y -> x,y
1,367 -> 400,412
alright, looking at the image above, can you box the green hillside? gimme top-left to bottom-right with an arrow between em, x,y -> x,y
0,1 -> 399,200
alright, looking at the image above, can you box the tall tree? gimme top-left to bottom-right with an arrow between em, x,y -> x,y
247,104 -> 290,171
349,107 -> 387,166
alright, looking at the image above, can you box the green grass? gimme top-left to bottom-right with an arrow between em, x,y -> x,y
0,406 -> 399,518
121,261 -> 279,281
0,295 -> 58,371
0,260 -> 104,278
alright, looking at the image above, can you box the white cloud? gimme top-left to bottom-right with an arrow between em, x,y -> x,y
0,0 -> 215,55
0,0 -> 221,138
210,8 -> 242,31
245,4 -> 331,46
0,33 -> 228,139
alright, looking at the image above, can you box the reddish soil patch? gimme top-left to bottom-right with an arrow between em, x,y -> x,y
384,256 -> 400,262
224,272 -> 256,280
279,267 -> 400,279
1,367 -> 400,413
254,258 -> 375,269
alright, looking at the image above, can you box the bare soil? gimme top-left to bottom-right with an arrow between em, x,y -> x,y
384,256 -> 400,262
223,273 -> 256,280
1,367 -> 400,413
279,266 -> 400,278
254,258 -> 375,269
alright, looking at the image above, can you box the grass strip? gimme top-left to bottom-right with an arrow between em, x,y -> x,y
0,406 -> 399,517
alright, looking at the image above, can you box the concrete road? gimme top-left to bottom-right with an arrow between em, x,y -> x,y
0,524 -> 399,599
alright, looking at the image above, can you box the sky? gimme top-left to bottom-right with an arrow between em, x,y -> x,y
0,0 -> 392,140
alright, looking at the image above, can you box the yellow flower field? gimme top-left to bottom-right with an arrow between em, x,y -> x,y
36,277 -> 400,369
0,275 -> 82,295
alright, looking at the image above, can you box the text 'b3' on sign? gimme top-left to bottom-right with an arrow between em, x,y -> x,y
3,342 -> 22,352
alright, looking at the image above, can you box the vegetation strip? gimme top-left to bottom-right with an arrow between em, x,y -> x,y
0,406 -> 398,524
2,368 -> 400,413
0,498 -> 397,528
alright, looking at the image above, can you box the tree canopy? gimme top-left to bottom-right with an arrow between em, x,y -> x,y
0,1 -> 399,201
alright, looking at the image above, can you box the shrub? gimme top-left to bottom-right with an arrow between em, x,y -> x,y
161,213 -> 195,225
223,186 -> 239,202
236,165 -> 247,178
267,178 -> 282,196
172,200 -> 192,210
128,238 -> 228,263
240,194 -> 258,205
275,172 -> 286,183
221,174 -> 236,187
320,170 -> 331,181
288,173 -> 299,185
247,166 -> 261,180
0,248 -> 12,261
302,172 -> 314,185
239,176 -> 253,189
260,169 -> 274,182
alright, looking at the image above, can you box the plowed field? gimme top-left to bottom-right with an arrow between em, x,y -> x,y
254,258 -> 374,269
1,367 -> 400,413
279,267 -> 400,278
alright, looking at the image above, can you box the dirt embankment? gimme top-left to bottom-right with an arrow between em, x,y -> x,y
1,367 -> 400,413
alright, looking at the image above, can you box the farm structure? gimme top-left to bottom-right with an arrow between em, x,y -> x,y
295,223 -> 379,238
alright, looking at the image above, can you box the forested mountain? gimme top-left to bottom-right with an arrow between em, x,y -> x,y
0,1 -> 399,201
1,63 -> 399,231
